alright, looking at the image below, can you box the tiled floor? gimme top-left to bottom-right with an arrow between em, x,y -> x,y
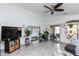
1,40 -> 73,56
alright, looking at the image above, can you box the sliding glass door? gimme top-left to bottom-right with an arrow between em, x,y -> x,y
66,22 -> 79,43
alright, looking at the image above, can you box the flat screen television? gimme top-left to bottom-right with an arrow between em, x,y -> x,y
1,26 -> 22,41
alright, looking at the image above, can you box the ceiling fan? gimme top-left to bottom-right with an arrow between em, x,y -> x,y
43,3 -> 64,15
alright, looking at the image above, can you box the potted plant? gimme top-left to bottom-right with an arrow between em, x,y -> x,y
42,31 -> 49,42
24,28 -> 32,46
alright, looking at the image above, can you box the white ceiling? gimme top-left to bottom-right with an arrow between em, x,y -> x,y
12,3 -> 79,17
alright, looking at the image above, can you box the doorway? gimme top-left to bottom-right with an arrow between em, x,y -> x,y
50,25 -> 60,42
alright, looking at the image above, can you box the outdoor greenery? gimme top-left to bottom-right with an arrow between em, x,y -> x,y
69,24 -> 73,28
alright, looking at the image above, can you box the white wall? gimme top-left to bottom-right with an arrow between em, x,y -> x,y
0,4 -> 44,26
0,4 -> 44,50
45,15 -> 79,43
45,15 -> 79,25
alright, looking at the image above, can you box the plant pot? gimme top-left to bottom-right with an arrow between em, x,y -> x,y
25,38 -> 30,46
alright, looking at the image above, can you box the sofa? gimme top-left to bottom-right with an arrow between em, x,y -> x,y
65,44 -> 76,56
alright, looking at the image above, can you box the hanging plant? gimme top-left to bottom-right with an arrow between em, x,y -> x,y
68,24 -> 73,28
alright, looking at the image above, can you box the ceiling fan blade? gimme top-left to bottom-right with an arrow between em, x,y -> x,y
43,5 -> 52,10
51,12 -> 54,15
55,9 -> 64,11
43,10 -> 50,13
54,3 -> 63,9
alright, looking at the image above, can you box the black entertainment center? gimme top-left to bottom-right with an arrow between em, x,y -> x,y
1,26 -> 22,53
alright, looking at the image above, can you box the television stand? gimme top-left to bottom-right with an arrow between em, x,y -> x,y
5,38 -> 20,53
